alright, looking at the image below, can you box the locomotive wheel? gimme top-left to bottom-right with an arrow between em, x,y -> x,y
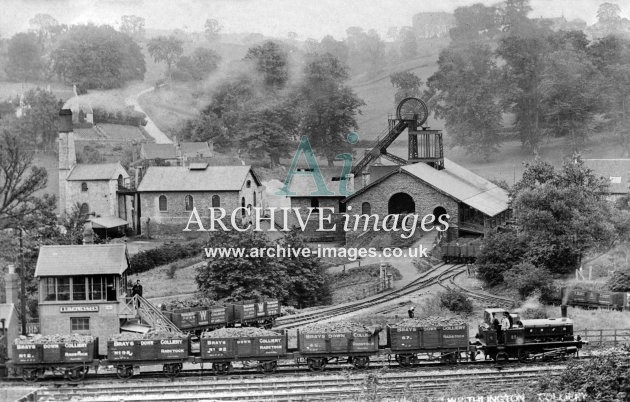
163,363 -> 182,378
495,351 -> 509,363
22,367 -> 40,383
66,366 -> 88,382
116,365 -> 134,380
212,362 -> 231,375
517,349 -> 530,363
353,356 -> 369,369
307,357 -> 327,371
395,354 -> 416,367
257,361 -> 278,374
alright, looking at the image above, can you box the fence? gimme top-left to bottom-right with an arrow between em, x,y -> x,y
575,328 -> 630,347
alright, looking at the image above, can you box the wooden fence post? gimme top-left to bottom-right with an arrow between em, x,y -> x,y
600,329 -> 603,346
614,329 -> 617,346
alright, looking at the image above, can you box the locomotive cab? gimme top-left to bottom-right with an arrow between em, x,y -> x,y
476,308 -> 521,346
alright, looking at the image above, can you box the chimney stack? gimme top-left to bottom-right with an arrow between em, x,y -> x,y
6,264 -> 19,306
59,109 -> 73,133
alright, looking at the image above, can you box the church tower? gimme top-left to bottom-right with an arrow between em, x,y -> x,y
58,109 -> 76,214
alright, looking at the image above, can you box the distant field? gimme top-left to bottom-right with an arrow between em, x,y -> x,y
0,81 -> 74,102
137,83 -> 202,137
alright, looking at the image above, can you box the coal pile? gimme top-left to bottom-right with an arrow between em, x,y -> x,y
300,320 -> 381,334
393,316 -> 467,328
109,332 -> 185,341
202,327 -> 280,338
14,334 -> 93,345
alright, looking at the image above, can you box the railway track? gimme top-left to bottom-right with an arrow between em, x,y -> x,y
28,365 -> 566,401
436,266 -> 514,308
274,263 -> 463,329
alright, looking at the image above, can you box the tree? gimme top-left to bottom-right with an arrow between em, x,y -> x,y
119,15 -> 145,42
51,24 -> 145,90
296,54 -> 365,165
16,88 -> 63,148
596,2 -> 623,35
175,47 -> 221,81
427,42 -> 503,159
608,268 -> 630,291
399,27 -> 418,58
29,13 -> 60,44
147,35 -> 184,84
476,231 -> 529,286
196,231 -> 289,302
59,203 -> 88,244
245,41 -> 289,88
204,19 -> 222,42
499,0 -> 533,34
242,99 -> 298,167
5,33 -> 44,82
449,3 -> 500,43
502,262 -> 554,300
0,123 -> 51,230
390,71 -> 423,105
318,35 -> 349,64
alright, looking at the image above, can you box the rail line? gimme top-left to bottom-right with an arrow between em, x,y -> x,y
28,365 -> 565,402
274,263 -> 464,329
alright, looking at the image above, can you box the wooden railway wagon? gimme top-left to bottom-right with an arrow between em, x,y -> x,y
106,335 -> 190,379
297,330 -> 380,370
199,334 -> 287,374
561,287 -> 630,311
11,337 -> 98,382
441,242 -> 481,263
164,300 -> 282,333
387,324 -> 471,367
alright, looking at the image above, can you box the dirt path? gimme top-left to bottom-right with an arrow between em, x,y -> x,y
125,86 -> 172,144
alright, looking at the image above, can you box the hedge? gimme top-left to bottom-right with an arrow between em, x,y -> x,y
129,241 -> 203,274
93,107 -> 147,127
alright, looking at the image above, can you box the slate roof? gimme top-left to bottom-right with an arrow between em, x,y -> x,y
137,165 -> 259,192
35,244 -> 129,277
345,158 -> 509,217
141,143 -> 178,160
583,159 -> 630,194
67,163 -> 125,181
284,167 -> 353,197
180,142 -> 213,157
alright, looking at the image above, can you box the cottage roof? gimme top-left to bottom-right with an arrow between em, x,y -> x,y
180,142 -> 213,157
34,244 -> 128,277
345,158 -> 509,217
583,159 -> 630,194
67,162 -> 126,181
136,165 -> 260,192
141,143 -> 178,160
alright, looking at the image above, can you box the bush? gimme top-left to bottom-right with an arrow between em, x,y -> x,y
476,231 -> 529,286
439,289 -> 473,314
608,269 -> 630,292
93,107 -> 147,126
502,262 -> 556,302
129,241 -> 202,274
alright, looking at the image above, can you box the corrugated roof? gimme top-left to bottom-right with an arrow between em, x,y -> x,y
137,165 -> 257,192
35,244 -> 128,277
67,163 -> 125,181
90,216 -> 129,229
583,159 -> 630,194
401,159 -> 509,217
141,143 -> 178,160
285,167 -> 353,197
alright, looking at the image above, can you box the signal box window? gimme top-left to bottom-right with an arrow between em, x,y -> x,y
70,317 -> 90,332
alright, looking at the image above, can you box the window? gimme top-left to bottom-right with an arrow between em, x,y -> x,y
241,197 -> 246,216
57,277 -> 70,301
43,278 -> 56,301
81,182 -> 88,192
70,317 -> 90,332
80,203 -> 89,216
117,174 -> 124,187
311,198 -> 319,209
253,192 -> 256,207
339,201 -> 346,213
246,180 -> 251,188
106,276 -> 116,301
89,276 -> 104,301
212,195 -> 220,208
184,195 -> 194,211
158,195 -> 167,211
362,202 -> 371,215
72,276 -> 86,301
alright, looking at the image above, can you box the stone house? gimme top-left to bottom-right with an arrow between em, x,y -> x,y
136,163 -> 263,234
343,159 -> 510,245
58,109 -> 133,228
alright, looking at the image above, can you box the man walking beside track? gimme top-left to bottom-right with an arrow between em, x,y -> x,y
408,306 -> 415,318
132,279 -> 143,307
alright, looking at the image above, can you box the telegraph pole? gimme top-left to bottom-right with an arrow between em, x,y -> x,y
18,228 -> 27,336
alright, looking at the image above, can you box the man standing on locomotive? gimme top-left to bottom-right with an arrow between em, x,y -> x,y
491,313 -> 501,342
501,312 -> 512,343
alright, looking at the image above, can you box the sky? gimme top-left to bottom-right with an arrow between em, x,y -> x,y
0,0 -> 623,40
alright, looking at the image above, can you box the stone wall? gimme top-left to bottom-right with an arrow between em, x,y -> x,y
345,172 -> 459,246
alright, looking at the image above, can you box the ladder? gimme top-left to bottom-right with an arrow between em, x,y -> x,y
124,295 -> 182,334
351,119 -> 409,176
